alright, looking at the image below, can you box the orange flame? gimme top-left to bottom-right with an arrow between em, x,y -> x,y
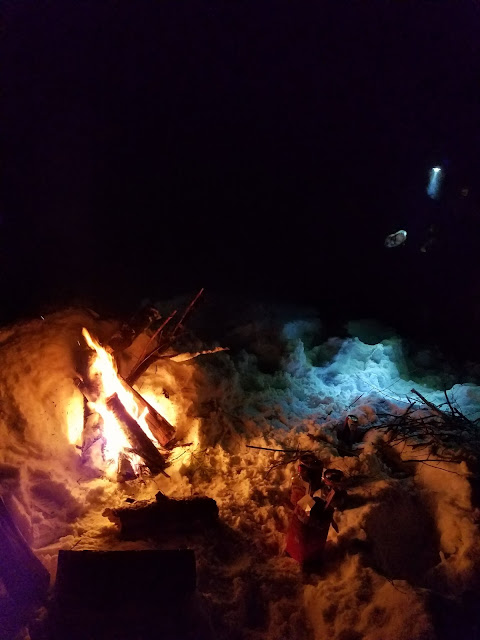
80,328 -> 170,476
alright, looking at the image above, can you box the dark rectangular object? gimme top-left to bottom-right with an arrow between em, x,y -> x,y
55,549 -> 196,608
0,497 -> 50,605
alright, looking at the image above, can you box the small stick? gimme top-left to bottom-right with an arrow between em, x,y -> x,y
410,388 -> 443,416
246,445 -> 306,453
120,376 -> 176,446
171,288 -> 204,338
444,390 -> 456,417
347,394 -> 364,409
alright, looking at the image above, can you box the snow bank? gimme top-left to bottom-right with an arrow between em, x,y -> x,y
0,309 -> 119,547
0,309 -> 479,639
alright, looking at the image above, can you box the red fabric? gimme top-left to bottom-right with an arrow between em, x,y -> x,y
285,510 -> 331,564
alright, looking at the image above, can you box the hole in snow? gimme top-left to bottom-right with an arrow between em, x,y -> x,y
362,485 -> 440,583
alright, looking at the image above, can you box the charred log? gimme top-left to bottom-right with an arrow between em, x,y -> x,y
104,491 -> 219,538
106,394 -> 167,475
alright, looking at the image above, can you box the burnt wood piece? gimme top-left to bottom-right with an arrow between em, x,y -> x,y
104,492 -> 218,538
410,388 -> 444,417
106,394 -> 167,475
121,377 -> 176,446
0,497 -> 50,604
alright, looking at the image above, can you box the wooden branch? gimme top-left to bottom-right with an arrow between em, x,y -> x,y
167,346 -> 229,362
410,388 -> 444,416
409,461 -> 467,476
106,394 -> 167,476
171,288 -> 204,338
246,445 -> 306,453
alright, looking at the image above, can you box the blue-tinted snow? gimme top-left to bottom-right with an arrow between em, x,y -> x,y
234,328 -> 480,429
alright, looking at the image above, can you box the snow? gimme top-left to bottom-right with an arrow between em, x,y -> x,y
0,309 -> 479,639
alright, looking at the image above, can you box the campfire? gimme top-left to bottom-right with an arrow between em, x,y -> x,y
76,328 -> 176,480
70,291 -> 210,481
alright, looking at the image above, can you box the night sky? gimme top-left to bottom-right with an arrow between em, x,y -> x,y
2,1 -> 480,355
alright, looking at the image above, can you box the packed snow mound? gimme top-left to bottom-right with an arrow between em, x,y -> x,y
224,331 -> 480,439
0,309 -> 479,640
0,310 -> 119,546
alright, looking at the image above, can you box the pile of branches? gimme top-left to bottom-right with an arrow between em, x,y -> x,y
374,388 -> 480,467
109,288 -> 205,385
76,289 -> 228,477
109,288 -> 227,385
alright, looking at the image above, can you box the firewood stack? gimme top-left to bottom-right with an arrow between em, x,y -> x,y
76,353 -> 172,479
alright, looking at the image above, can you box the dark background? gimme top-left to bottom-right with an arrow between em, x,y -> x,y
2,1 -> 480,356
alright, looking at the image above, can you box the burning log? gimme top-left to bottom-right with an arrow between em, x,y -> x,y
78,328 -> 176,478
106,394 -> 167,476
0,496 -> 50,605
104,491 -> 219,538
120,377 -> 176,447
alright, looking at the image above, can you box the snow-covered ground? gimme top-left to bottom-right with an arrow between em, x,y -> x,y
1,308 -> 479,639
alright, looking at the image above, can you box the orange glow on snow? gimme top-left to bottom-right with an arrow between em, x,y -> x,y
66,394 -> 84,445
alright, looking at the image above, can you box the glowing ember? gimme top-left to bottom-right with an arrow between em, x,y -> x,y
80,328 -> 170,476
